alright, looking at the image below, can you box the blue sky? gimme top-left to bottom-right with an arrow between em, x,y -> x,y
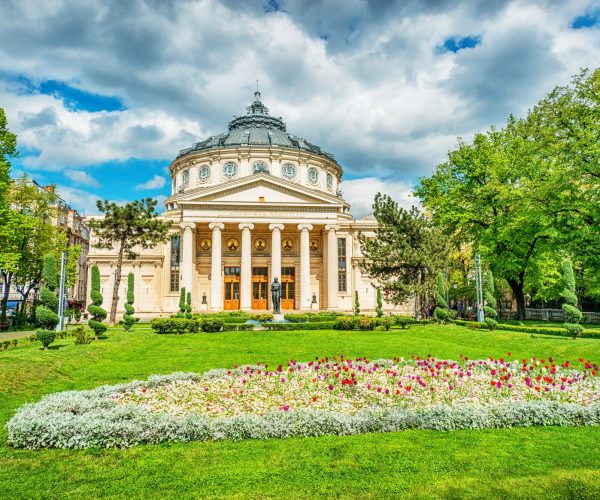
1,0 -> 599,217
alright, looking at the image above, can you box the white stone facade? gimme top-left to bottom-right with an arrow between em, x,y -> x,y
87,94 -> 412,318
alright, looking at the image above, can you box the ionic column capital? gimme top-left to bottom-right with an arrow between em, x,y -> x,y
324,224 -> 340,232
209,222 -> 225,231
179,222 -> 196,231
297,223 -> 313,232
269,223 -> 285,232
239,223 -> 254,231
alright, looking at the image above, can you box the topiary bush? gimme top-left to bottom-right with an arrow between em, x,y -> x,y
377,316 -> 394,331
354,291 -> 360,315
87,265 -> 107,340
179,287 -> 187,315
334,316 -> 356,330
122,272 -> 137,331
375,288 -> 383,317
73,325 -> 92,345
35,254 -> 60,348
185,291 -> 192,319
395,315 -> 414,329
201,318 -> 224,333
357,316 -> 377,331
35,329 -> 56,350
561,259 -> 584,339
434,272 -> 448,322
483,270 -> 498,330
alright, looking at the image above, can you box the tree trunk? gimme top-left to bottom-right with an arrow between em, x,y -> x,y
507,276 -> 526,321
109,243 -> 125,326
1,272 -> 12,321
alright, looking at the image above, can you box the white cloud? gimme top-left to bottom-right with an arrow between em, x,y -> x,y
0,0 -> 598,184
56,185 -> 101,216
64,169 -> 100,187
343,177 -> 418,219
135,174 -> 166,190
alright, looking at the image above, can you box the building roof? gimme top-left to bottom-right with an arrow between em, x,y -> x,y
177,92 -> 338,164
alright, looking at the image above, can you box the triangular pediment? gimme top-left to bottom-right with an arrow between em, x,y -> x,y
176,173 -> 345,206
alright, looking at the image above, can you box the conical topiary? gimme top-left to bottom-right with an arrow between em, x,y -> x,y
122,272 -> 137,331
375,288 -> 383,317
484,270 -> 498,330
35,254 -> 59,349
87,265 -> 107,339
354,290 -> 360,315
561,259 -> 584,339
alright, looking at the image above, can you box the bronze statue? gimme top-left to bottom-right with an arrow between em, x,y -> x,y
271,277 -> 281,314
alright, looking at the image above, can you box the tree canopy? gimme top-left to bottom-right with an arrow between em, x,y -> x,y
88,198 -> 171,325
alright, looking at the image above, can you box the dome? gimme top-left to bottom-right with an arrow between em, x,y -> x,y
177,92 -> 337,164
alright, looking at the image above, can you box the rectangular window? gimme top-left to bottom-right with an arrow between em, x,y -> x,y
170,235 -> 180,292
337,237 -> 347,292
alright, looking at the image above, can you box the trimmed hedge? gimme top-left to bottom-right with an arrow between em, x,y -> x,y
262,321 -> 337,331
284,312 -> 344,323
454,320 -> 600,339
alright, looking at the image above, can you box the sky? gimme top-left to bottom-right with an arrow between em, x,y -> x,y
1,0 -> 599,217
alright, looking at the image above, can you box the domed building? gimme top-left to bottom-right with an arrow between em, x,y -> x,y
88,92 -> 409,316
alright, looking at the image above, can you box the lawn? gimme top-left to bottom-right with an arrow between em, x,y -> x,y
1,324 -> 599,498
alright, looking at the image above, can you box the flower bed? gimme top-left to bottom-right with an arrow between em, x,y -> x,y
7,355 -> 600,449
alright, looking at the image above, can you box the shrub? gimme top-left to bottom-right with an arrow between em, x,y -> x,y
188,319 -> 201,333
484,318 -> 498,331
354,291 -> 361,315
395,315 -> 414,329
87,265 -> 107,340
483,270 -> 498,320
179,287 -> 187,315
201,318 -> 224,333
73,325 -> 92,345
36,329 -> 56,350
284,312 -> 342,323
334,316 -> 356,330
122,272 -> 137,331
74,308 -> 82,323
223,323 -> 256,331
36,306 -> 59,330
377,316 -> 394,331
151,318 -> 174,334
252,313 -> 274,322
357,316 -> 377,331
262,321 -> 337,331
375,288 -> 383,317
185,291 -> 192,319
561,259 -> 584,339
171,318 -> 189,335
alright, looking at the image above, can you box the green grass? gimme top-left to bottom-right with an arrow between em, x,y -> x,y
500,320 -> 600,330
1,324 -> 599,498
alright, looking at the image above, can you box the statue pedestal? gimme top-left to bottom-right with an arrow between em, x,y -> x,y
273,313 -> 285,323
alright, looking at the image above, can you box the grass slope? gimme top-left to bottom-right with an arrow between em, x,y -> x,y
1,324 -> 599,498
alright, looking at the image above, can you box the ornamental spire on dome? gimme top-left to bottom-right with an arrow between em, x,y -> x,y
247,86 -> 269,116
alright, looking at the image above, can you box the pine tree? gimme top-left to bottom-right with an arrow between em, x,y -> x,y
122,272 -> 136,331
375,288 -> 383,317
35,254 -> 59,349
561,259 -> 584,339
434,272 -> 449,322
87,265 -> 107,339
483,270 -> 498,330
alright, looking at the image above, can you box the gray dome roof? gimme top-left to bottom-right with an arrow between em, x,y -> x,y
177,92 -> 337,163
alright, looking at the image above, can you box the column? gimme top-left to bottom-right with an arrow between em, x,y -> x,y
209,223 -> 224,310
269,223 -> 284,282
298,223 -> 313,310
239,223 -> 254,311
180,223 -> 196,297
325,224 -> 339,310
